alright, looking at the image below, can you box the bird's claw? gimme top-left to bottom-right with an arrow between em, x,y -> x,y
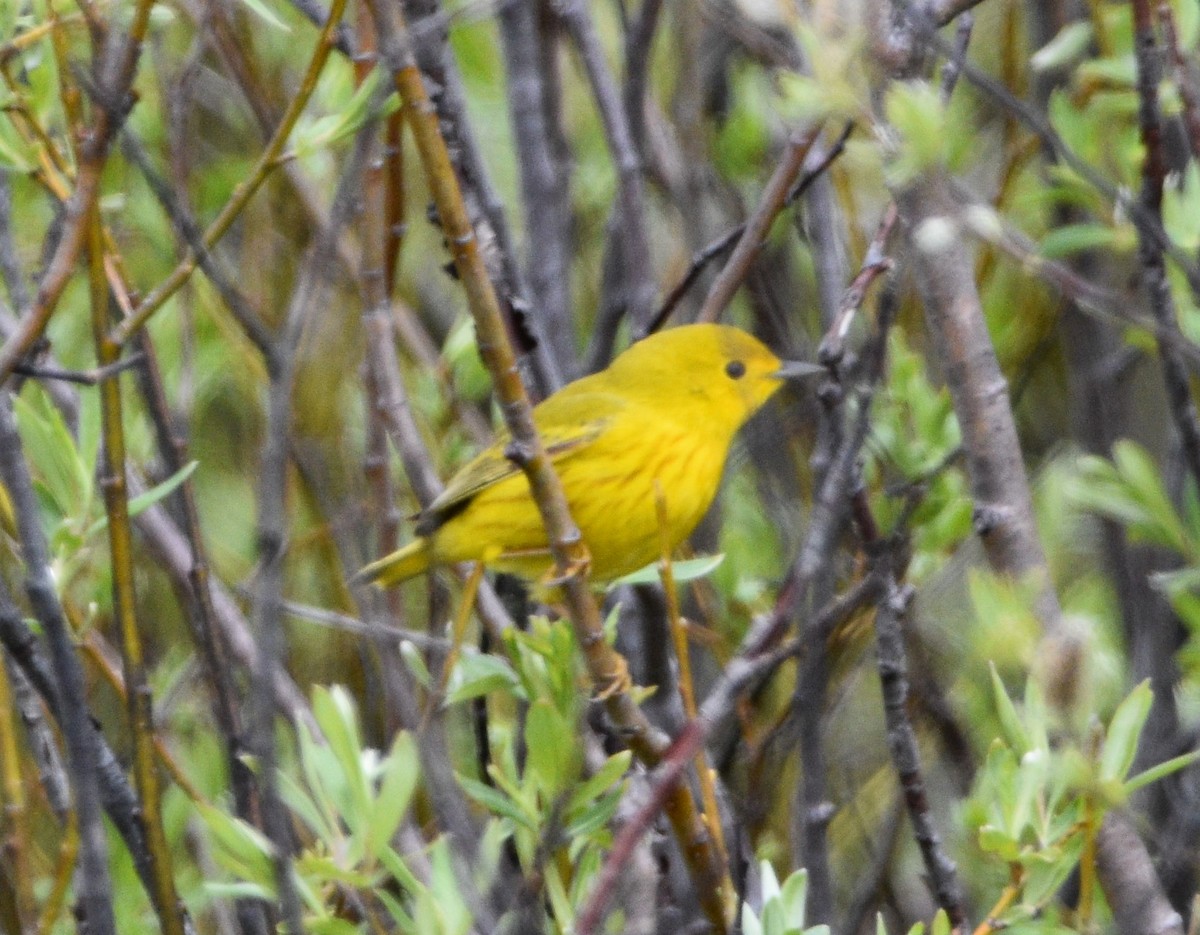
593,655 -> 632,700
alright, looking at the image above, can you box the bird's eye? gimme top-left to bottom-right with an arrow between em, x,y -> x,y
725,360 -> 746,379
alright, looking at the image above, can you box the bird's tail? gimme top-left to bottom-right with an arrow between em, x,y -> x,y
353,539 -> 431,587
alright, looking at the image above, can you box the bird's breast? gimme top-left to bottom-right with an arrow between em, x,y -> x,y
559,424 -> 729,580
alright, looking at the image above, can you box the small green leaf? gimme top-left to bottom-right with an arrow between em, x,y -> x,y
1123,750 -> 1200,795
977,824 -> 1020,861
196,801 -> 276,887
84,460 -> 199,538
1040,222 -> 1126,258
445,651 -> 522,705
312,685 -> 371,824
289,67 -> 400,158
525,699 -> 576,795
566,750 -> 631,817
235,0 -> 291,32
457,775 -> 537,829
610,553 -> 725,587
400,641 -> 434,688
1031,21 -> 1094,72
990,664 -> 1029,753
1100,680 -> 1153,783
368,731 -> 419,855
779,868 -> 809,926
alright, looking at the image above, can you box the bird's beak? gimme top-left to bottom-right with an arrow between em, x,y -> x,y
774,360 -> 826,380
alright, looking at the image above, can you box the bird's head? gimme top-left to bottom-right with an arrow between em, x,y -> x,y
605,323 -> 824,433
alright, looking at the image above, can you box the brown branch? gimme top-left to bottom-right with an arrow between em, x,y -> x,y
895,175 -> 1073,693
0,398 -> 117,935
696,125 -> 822,323
1131,0 -> 1200,495
1159,3 -> 1200,163
558,0 -> 657,334
88,193 -> 186,934
649,123 -> 853,335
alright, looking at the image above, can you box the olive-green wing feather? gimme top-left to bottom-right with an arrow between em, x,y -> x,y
415,391 -> 622,535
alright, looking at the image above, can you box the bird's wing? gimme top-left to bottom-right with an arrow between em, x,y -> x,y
415,391 -> 622,535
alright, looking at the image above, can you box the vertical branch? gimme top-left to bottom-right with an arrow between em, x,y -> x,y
0,396 -> 116,935
128,330 -> 270,935
498,0 -> 576,375
1131,0 -> 1200,492
402,0 -> 565,394
88,205 -> 185,933
558,0 -> 657,335
870,574 -> 968,930
0,655 -> 34,932
696,127 -> 821,324
243,0 -> 351,926
895,176 -> 1073,695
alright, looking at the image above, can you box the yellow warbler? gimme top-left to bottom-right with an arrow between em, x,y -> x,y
357,323 -> 821,587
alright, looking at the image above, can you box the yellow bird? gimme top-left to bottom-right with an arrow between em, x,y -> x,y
357,323 -> 821,587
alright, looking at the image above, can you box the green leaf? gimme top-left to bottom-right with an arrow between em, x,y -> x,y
368,731 -> 420,855
977,824 -> 1020,861
1123,750 -> 1200,795
1040,222 -> 1128,258
84,460 -> 199,538
525,699 -> 576,795
1030,21 -> 1094,71
290,67 -> 400,158
196,801 -> 276,887
566,750 -> 631,817
779,868 -> 809,926
400,641 -> 434,688
457,774 -> 537,829
1100,680 -> 1153,783
312,685 -> 371,827
741,903 -> 764,935
445,651 -> 522,705
14,390 -> 93,521
989,664 -> 1029,753
234,0 -> 291,32
610,553 -> 726,587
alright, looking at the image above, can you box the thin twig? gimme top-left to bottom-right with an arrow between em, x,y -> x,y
0,399 -> 116,934
88,180 -> 186,935
1130,0 -> 1200,494
649,123 -> 853,335
1159,3 -> 1200,164
559,0 -> 657,334
9,352 -> 143,385
696,125 -> 822,324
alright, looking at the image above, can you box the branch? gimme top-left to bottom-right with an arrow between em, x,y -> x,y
1130,0 -> 1200,495
696,125 -> 822,324
0,394 -> 117,934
